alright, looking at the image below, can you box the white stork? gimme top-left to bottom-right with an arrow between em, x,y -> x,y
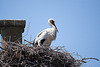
33,18 -> 58,47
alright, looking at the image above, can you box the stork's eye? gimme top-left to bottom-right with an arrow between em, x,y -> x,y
50,20 -> 55,24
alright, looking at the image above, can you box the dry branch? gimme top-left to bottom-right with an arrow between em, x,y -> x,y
81,57 -> 99,62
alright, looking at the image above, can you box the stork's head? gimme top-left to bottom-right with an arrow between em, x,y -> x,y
48,18 -> 58,32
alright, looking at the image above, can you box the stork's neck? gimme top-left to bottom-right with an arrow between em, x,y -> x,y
51,25 -> 56,30
49,22 -> 58,32
51,26 -> 57,40
50,26 -> 57,33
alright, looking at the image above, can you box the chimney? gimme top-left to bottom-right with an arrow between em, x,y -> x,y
0,20 -> 26,48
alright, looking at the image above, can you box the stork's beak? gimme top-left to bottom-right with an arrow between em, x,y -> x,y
56,26 -> 59,32
53,24 -> 59,32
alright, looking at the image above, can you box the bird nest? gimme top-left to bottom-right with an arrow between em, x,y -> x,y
0,42 -> 98,67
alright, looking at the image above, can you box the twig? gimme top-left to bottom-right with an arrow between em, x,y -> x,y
22,22 -> 31,38
7,41 -> 21,46
77,57 -> 99,63
82,57 -> 99,61
0,47 -> 6,50
24,60 -> 35,65
0,42 -> 8,50
0,42 -> 8,45
24,39 -> 33,45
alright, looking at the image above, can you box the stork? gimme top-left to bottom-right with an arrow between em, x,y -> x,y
33,18 -> 58,47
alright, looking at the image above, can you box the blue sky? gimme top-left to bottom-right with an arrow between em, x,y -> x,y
0,0 -> 100,67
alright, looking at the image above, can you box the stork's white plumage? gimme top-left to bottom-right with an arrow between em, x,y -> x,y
33,18 -> 58,47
